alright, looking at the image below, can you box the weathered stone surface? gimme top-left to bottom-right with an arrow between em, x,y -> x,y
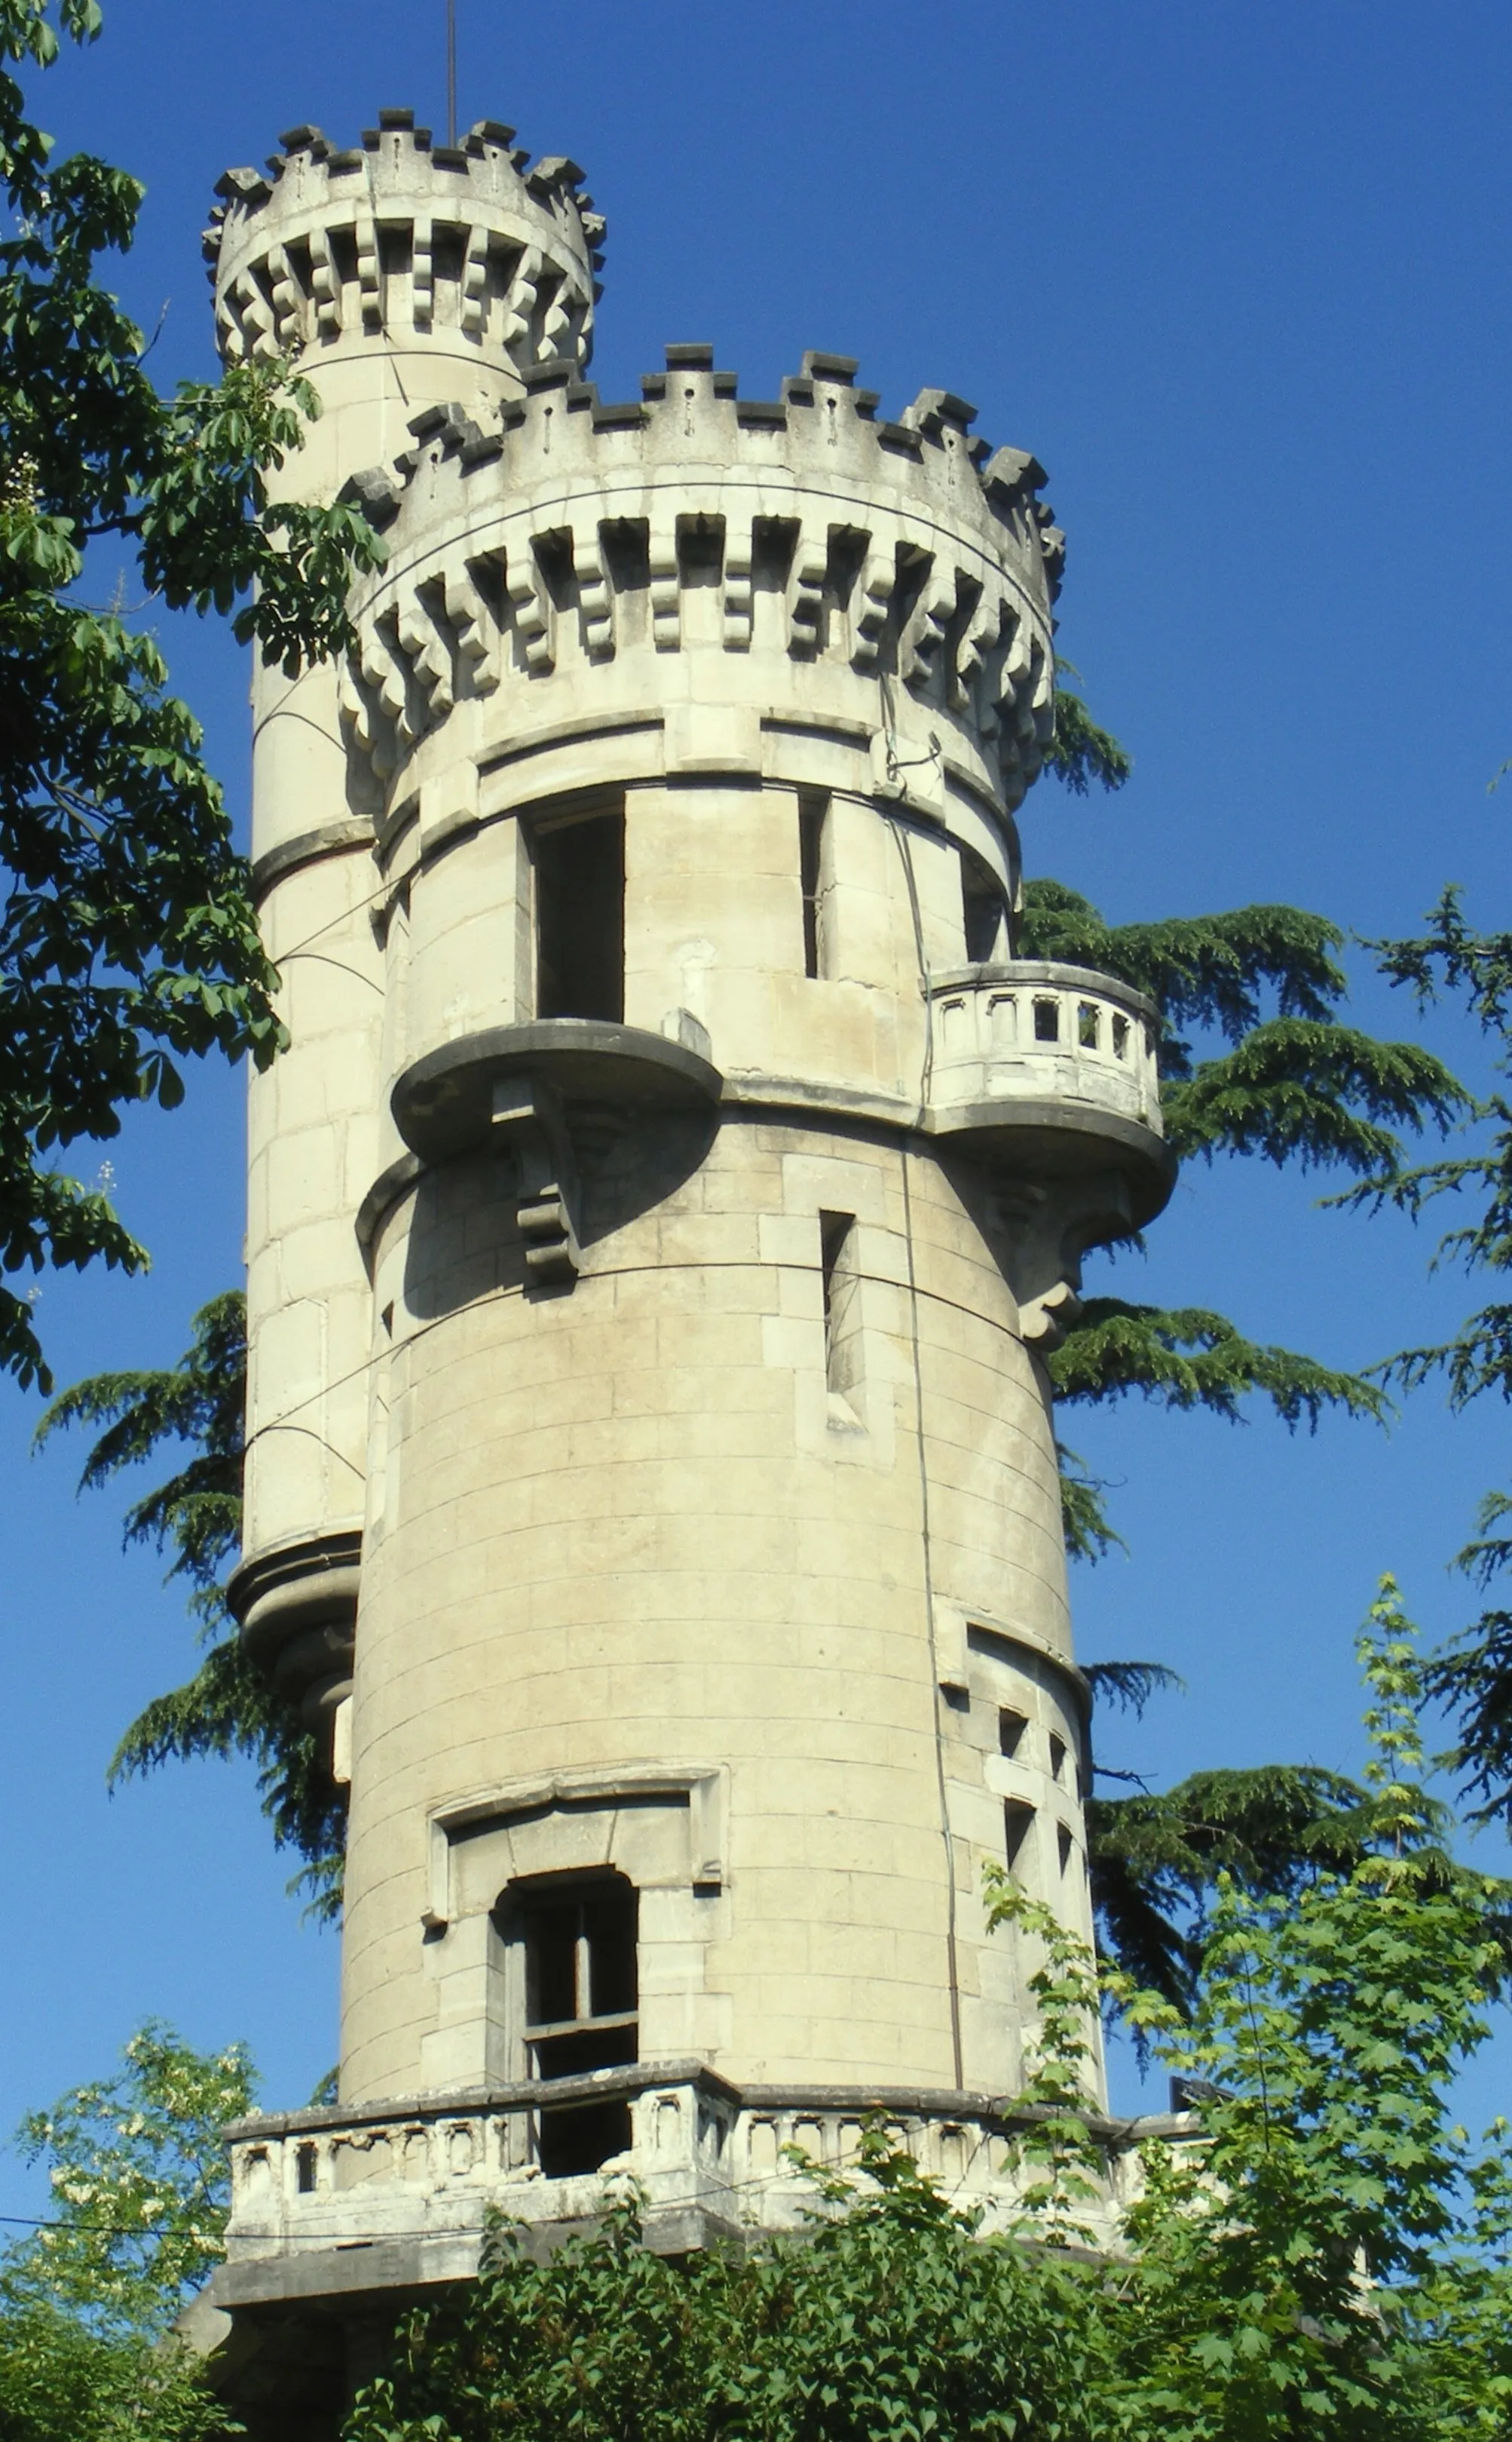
213,103 -> 1175,2391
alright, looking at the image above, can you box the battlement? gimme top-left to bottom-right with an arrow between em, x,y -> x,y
208,109 -> 600,373
338,347 -> 1062,810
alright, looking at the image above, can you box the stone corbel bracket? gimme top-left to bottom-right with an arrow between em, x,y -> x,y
391,1021 -> 724,1252
228,1529 -> 363,1771
491,1075 -> 580,1288
995,1167 -> 1138,1353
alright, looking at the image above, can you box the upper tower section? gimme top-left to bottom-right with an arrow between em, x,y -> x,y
340,349 -> 1062,844
206,111 -> 603,498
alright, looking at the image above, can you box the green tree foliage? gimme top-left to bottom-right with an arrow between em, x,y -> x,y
1044,659 -> 1134,794
1336,889 -> 1512,1828
1027,728 -> 1475,1996
0,2305 -> 225,2442
1021,878 -> 1465,1556
0,0 -> 382,1391
2,2022 -> 253,2334
0,2024 -> 252,2440
35,1291 -> 346,1911
344,1590 -> 1512,2442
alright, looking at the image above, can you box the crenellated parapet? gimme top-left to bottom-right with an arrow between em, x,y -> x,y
207,109 -> 601,377
337,347 -> 1062,818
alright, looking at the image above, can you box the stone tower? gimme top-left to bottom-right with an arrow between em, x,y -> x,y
204,107 -> 1174,2416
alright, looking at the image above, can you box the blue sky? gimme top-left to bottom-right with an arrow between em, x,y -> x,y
3,0 -> 1510,2204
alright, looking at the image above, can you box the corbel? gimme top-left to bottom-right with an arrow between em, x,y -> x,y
491,1076 -> 580,1287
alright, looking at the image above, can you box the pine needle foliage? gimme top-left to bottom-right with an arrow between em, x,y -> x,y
1044,663 -> 1134,794
1077,1650 -> 1512,2018
1018,877 -> 1464,1557
35,1292 -> 346,1911
1329,888 -> 1512,1828
1051,1298 -> 1388,1428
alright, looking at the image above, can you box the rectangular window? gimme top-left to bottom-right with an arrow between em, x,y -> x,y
522,1875 -> 638,2177
1048,1733 -> 1067,1783
999,1708 -> 1028,1759
1003,1800 -> 1036,1872
961,847 -> 1009,964
530,803 -> 625,1022
798,790 -> 832,979
819,1210 -> 862,1413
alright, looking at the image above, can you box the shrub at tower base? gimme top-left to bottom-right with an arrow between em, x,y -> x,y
335,1587 -> 1512,2442
2,1587 -> 1509,2438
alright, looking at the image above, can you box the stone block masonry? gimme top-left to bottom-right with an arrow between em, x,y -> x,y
201,102 -> 1177,2434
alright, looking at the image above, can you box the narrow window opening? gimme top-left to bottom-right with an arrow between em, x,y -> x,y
1077,1001 -> 1100,1049
1003,1800 -> 1036,1872
1048,1733 -> 1067,1783
1111,1011 -> 1131,1061
819,1210 -> 862,1411
530,804 -> 625,1023
533,528 -> 577,614
961,847 -> 1009,964
798,791 -> 832,979
521,1874 -> 638,2177
295,2141 -> 318,2195
1057,1822 -> 1074,1875
999,1707 -> 1028,1759
1033,997 -> 1060,1043
678,513 -> 724,588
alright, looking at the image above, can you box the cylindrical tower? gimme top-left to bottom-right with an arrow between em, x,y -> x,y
212,115 -> 1175,2386
211,115 -> 603,1736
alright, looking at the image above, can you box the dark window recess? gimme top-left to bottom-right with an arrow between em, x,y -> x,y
819,1209 -> 862,1402
295,2141 -> 317,2195
1033,997 -> 1060,1043
1057,1822 -> 1074,1875
523,1877 -> 638,2178
799,792 -> 829,979
999,1708 -> 1028,1759
1048,1733 -> 1067,1783
532,808 -> 625,1022
961,848 -> 1008,964
1003,1799 -> 1036,1871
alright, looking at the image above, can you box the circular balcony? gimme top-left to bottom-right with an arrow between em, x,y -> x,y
392,1018 -> 724,1166
925,961 -> 1175,1225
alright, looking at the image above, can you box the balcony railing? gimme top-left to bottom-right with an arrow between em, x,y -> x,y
214,2064 -> 1197,2308
926,961 -> 1162,1138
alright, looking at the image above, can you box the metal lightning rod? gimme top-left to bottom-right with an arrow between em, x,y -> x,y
446,0 -> 457,145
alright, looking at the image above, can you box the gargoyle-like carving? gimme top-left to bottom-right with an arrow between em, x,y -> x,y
996,1169 -> 1136,1353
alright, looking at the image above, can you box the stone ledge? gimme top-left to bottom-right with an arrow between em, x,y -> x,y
392,1020 -> 724,1164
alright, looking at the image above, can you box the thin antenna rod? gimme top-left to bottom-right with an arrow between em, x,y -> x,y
446,0 -> 457,146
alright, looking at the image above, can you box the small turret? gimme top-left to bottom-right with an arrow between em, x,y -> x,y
208,109 -> 601,386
